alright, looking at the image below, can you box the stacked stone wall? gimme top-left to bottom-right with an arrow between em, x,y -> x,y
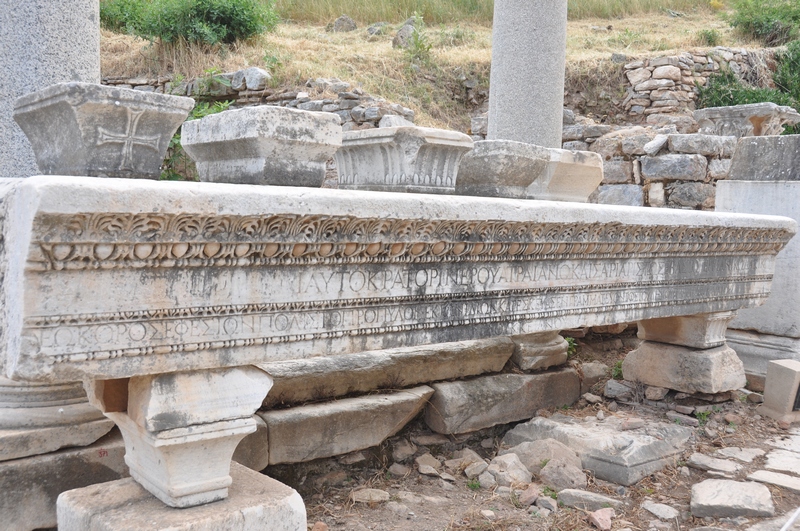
621,47 -> 774,118
561,112 -> 734,210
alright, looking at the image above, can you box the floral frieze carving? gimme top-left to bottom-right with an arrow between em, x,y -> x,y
31,213 -> 794,271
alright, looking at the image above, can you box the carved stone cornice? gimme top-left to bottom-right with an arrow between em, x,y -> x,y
30,212 -> 794,272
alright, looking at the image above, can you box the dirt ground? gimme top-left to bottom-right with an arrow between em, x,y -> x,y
265,334 -> 800,531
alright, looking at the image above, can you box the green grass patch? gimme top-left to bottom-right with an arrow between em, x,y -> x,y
727,0 -> 800,45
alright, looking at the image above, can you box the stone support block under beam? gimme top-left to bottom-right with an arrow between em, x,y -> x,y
86,367 -> 273,508
758,359 -> 800,423
637,311 -> 736,349
259,338 -> 513,408
510,331 -> 569,371
57,461 -> 306,531
0,430 -> 127,531
260,386 -> 433,465
622,341 -> 746,394
424,368 -> 580,435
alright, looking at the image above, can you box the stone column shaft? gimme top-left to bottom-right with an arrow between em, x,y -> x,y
0,0 -> 100,178
487,0 -> 568,148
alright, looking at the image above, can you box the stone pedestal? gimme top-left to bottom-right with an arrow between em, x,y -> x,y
623,312 -> 746,394
455,140 -> 603,202
57,461 -> 306,531
85,367 -> 273,508
181,105 -> 341,186
0,0 -> 100,178
487,0 -> 568,148
716,141 -> 800,383
758,360 -> 800,423
335,126 -> 473,194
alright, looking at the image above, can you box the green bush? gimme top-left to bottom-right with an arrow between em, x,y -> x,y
100,0 -> 149,33
696,28 -> 721,46
727,0 -> 800,46
775,40 -> 800,101
100,0 -> 278,45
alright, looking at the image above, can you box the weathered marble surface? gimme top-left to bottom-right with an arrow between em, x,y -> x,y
57,461 -> 306,531
181,106 -> 341,187
13,83 -> 193,179
455,140 -> 603,202
487,0 -> 568,148
695,102 -> 800,137
1,176 -> 794,383
335,126 -> 473,194
718,177 -> 800,380
0,0 -> 100,178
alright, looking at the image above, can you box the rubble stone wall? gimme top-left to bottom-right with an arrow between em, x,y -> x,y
101,73 -> 415,131
621,47 -> 774,118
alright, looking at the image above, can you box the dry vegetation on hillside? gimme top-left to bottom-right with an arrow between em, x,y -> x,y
100,2 -> 754,130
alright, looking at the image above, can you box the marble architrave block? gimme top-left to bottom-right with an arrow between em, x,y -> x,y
757,359 -> 800,423
181,106 -> 342,187
85,367 -> 273,508
1,176 -> 796,384
455,140 -> 603,202
637,311 -> 736,349
694,102 -> 800,137
335,126 -> 473,194
13,83 -> 194,180
717,170 -> 800,382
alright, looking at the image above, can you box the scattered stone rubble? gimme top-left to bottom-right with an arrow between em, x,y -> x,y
292,353 -> 800,530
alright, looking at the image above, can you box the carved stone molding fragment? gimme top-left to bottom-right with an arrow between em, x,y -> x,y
181,105 -> 342,187
3,177 -> 795,385
456,140 -> 603,202
13,83 -> 194,179
335,126 -> 474,194
694,102 -> 800,138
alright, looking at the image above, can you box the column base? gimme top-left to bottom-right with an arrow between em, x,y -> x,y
57,462 -> 307,531
0,430 -> 126,531
511,331 -> 568,371
0,416 -> 115,462
622,341 -> 746,394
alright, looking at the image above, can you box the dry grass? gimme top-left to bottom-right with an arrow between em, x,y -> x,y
100,9 -> 756,130
271,0 -> 720,24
